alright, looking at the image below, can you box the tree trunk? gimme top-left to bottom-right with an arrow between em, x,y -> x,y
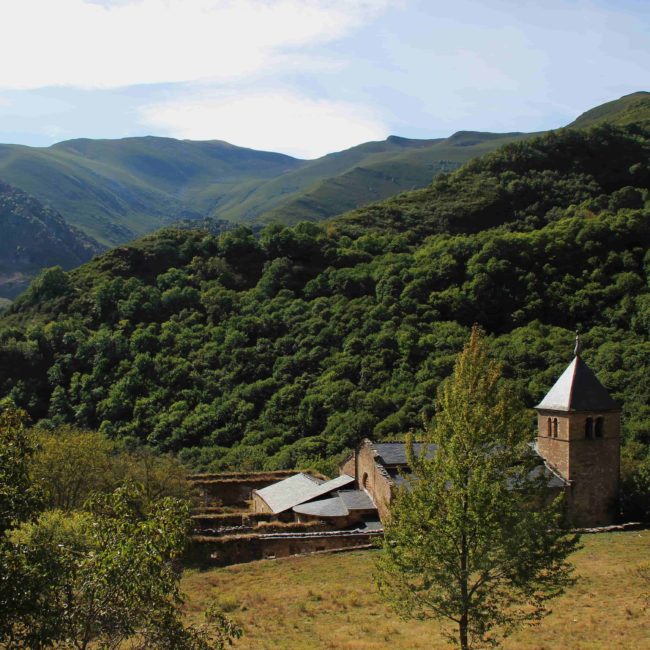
459,614 -> 469,650
460,516 -> 469,650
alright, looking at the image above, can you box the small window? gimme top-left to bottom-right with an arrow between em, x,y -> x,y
553,418 -> 558,438
585,417 -> 593,439
595,417 -> 604,438
362,472 -> 369,489
547,417 -> 552,437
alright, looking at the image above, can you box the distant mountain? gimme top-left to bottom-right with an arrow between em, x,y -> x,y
0,132 -> 532,246
0,181 -> 105,299
0,91 -> 645,247
229,132 -> 532,226
0,138 -> 303,246
568,91 -> 650,129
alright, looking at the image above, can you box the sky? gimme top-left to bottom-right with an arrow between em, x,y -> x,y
0,0 -> 648,159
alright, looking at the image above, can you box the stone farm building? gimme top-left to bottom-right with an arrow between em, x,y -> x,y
252,341 -> 621,529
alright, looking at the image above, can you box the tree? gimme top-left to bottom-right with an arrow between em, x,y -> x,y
0,406 -> 41,534
5,484 -> 242,649
0,405 -> 47,645
31,426 -> 116,510
376,327 -> 580,650
0,407 -> 240,649
31,426 -> 194,511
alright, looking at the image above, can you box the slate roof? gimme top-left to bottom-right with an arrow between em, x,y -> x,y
385,449 -> 568,489
254,473 -> 354,514
338,490 -> 376,511
536,356 -> 619,412
292,496 -> 349,517
526,461 -> 569,489
371,442 -> 438,466
292,489 -> 378,518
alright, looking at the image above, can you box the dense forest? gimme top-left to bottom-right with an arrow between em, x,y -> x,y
0,124 -> 648,500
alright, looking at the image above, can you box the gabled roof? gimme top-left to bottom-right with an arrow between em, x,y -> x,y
254,473 -> 354,514
388,447 -> 569,490
535,356 -> 619,412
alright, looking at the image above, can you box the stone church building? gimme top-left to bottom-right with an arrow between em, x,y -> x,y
254,340 -> 621,529
340,339 -> 621,528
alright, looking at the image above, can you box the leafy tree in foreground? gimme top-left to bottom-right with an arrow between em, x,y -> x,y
0,407 -> 41,531
0,405 -> 45,644
376,327 -> 580,649
0,407 -> 241,649
5,484 -> 242,649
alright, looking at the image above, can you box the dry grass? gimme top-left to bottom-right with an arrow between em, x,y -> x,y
182,530 -> 650,649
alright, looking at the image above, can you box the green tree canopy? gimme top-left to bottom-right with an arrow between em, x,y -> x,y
376,327 -> 580,649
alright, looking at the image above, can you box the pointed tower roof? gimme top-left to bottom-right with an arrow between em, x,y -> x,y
535,354 -> 619,412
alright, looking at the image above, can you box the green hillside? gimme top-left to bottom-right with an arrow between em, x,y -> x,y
249,132 -> 532,226
0,181 -> 105,299
1,123 -> 648,516
0,92 -> 646,253
332,122 -> 650,238
0,137 -> 302,245
569,91 -> 650,129
204,135 -> 447,223
0,131 -> 532,245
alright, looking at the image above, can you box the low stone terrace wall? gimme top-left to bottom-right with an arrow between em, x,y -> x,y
574,521 -> 645,534
192,518 -> 328,538
186,529 -> 383,567
191,511 -> 278,529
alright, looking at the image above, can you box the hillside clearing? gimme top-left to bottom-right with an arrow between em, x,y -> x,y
182,530 -> 650,649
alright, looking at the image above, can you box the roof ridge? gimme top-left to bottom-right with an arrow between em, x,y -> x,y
567,356 -> 579,409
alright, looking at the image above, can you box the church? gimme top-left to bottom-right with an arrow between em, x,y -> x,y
254,338 -> 621,529
534,337 -> 621,526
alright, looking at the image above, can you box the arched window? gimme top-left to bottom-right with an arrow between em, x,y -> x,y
585,417 -> 593,439
553,418 -> 558,438
595,417 -> 604,438
547,417 -> 552,437
361,472 -> 369,490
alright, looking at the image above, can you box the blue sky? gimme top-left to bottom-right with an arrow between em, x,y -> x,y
0,0 -> 647,158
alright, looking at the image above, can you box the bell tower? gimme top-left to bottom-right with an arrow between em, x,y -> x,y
535,335 -> 621,526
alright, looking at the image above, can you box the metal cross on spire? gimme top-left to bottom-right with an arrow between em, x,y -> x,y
574,331 -> 582,357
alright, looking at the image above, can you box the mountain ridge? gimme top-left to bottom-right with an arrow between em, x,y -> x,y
0,91 -> 647,297
0,92 -> 646,248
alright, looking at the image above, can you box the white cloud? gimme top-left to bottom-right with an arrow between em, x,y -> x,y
0,0 -> 392,90
139,90 -> 389,158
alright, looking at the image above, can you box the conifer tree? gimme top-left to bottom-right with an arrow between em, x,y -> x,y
376,327 -> 580,650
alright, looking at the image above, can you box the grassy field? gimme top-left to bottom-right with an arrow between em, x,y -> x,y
182,530 -> 650,650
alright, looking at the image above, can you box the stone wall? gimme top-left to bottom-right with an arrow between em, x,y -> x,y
252,491 -> 273,513
352,440 -> 394,521
186,531 -> 380,567
340,453 -> 356,478
192,511 -> 278,530
567,410 -> 620,526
